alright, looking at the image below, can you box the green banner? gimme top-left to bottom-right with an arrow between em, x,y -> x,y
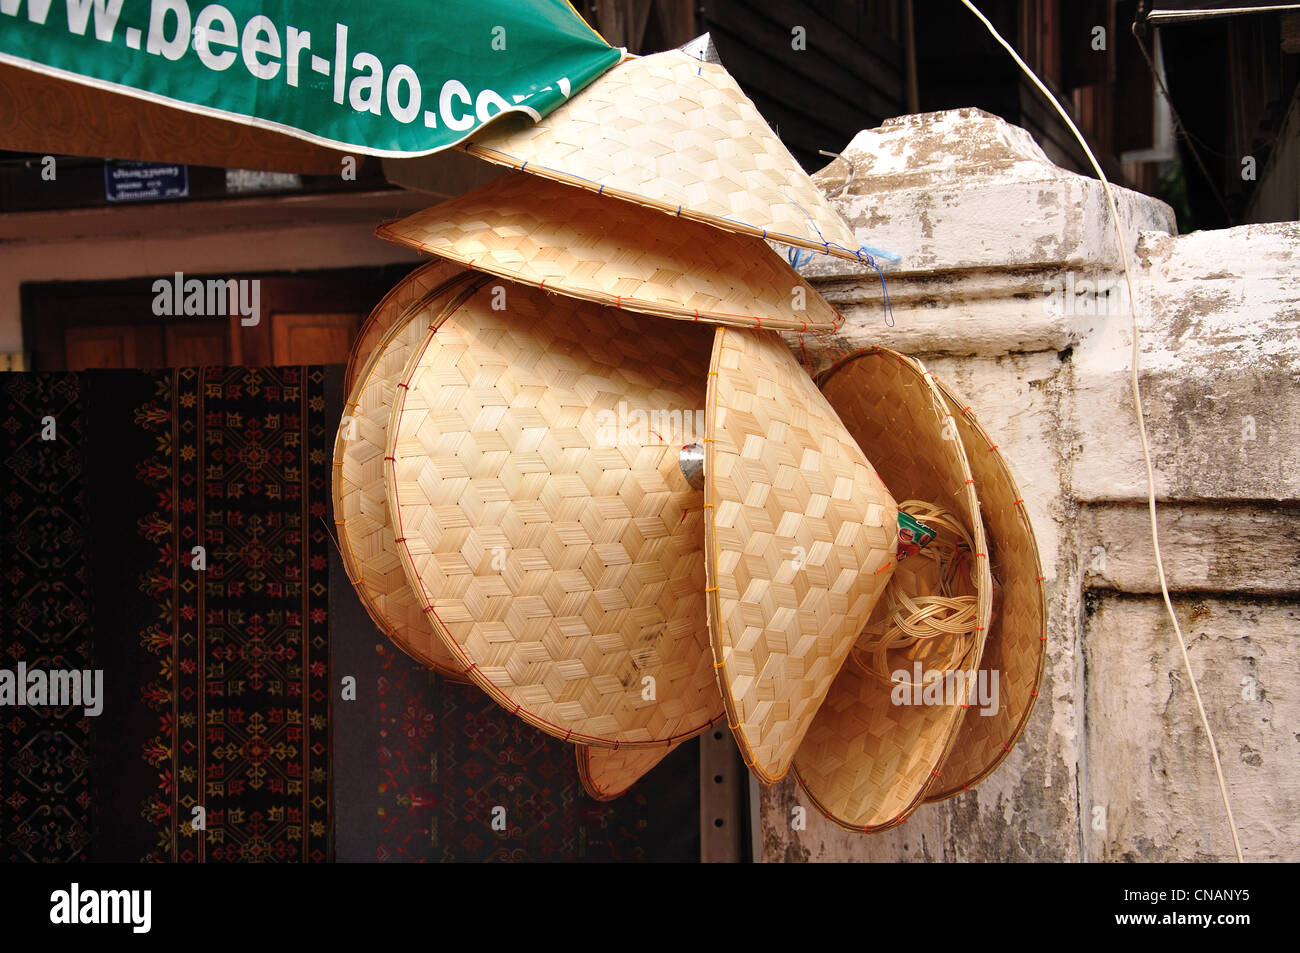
0,0 -> 619,155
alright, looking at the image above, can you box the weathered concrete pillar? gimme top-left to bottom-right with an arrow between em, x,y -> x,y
760,107 -> 1299,862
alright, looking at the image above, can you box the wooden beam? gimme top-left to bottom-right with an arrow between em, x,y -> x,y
904,0 -> 919,114
654,0 -> 698,49
596,0 -> 655,50
1282,11 -> 1300,54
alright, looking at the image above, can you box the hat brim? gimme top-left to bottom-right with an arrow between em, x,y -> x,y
576,742 -> 680,801
344,259 -> 467,396
792,347 -> 992,832
704,329 -> 898,785
377,172 -> 843,333
461,51 -> 867,263
922,379 -> 1047,800
385,280 -> 723,747
333,274 -> 488,679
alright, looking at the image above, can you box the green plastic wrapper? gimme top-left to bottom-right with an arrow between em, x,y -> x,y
897,510 -> 936,561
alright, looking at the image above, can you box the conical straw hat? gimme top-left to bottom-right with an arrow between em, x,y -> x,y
704,328 -> 899,785
793,347 -> 992,832
333,273 -> 490,679
460,50 -> 871,263
385,281 -> 722,747
344,259 -> 466,395
923,378 -> 1046,801
376,172 -> 843,332
576,741 -> 680,801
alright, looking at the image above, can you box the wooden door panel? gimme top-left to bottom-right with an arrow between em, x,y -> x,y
271,312 -> 361,365
65,325 -> 162,370
165,323 -> 230,366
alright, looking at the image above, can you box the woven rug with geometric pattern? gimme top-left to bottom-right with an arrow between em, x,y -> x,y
1,368 -> 332,863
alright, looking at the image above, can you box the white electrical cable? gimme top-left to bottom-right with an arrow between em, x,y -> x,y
958,0 -> 1244,863
1147,4 -> 1300,24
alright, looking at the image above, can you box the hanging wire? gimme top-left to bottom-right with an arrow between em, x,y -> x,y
1144,4 -> 1300,24
959,0 -> 1244,863
864,253 -> 895,328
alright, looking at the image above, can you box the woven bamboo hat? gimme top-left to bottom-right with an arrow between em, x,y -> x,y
460,50 -> 871,263
344,259 -> 466,395
333,273 -> 489,679
792,347 -> 994,832
385,279 -> 723,748
576,742 -> 680,801
377,171 -> 842,332
922,378 -> 1046,801
704,328 -> 899,785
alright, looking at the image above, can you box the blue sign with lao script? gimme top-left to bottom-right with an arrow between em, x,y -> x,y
104,161 -> 190,203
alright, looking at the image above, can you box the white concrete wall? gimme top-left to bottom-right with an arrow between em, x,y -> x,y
762,108 -> 1299,862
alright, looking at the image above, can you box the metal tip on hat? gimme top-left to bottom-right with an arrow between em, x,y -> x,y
679,443 -> 705,490
676,32 -> 721,65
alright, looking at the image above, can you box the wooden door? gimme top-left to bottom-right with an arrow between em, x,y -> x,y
20,266 -> 409,370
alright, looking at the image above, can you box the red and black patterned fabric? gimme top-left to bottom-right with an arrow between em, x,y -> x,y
89,367 -> 331,862
2,368 -> 331,863
368,643 -> 700,863
0,374 -> 93,863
